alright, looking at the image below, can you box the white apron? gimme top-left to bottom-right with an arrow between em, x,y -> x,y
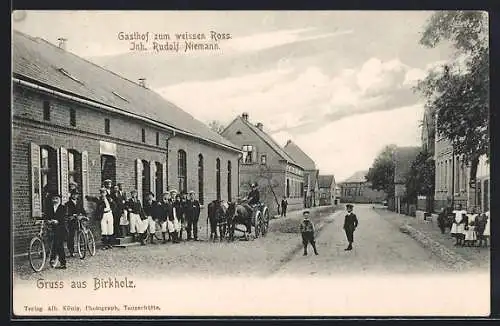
483,212 -> 490,236
451,210 -> 466,234
464,214 -> 477,241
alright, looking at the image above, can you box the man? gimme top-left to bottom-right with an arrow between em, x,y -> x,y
103,179 -> 112,195
111,184 -> 127,238
65,188 -> 86,257
247,183 -> 260,206
95,187 -> 115,249
175,194 -> 186,241
281,197 -> 288,217
168,189 -> 181,243
186,190 -> 201,241
126,190 -> 145,244
45,194 -> 68,269
299,210 -> 318,256
142,192 -> 158,244
343,204 -> 358,251
154,193 -> 171,244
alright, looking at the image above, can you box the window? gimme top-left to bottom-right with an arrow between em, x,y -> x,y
69,108 -> 76,126
177,150 -> 187,194
242,145 -> 254,164
155,162 -> 163,199
100,154 -> 116,185
40,146 -> 57,213
300,182 -> 304,197
156,132 -> 160,146
141,160 -> 151,202
142,129 -> 146,143
104,119 -> 110,134
216,158 -> 221,200
260,154 -> 267,165
68,150 -> 82,190
286,179 -> 290,198
198,154 -> 204,205
227,161 -> 232,202
43,101 -> 50,121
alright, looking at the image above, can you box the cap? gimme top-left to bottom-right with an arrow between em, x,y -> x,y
346,204 -> 353,209
103,179 -> 112,184
145,191 -> 154,197
189,190 -> 195,194
303,210 -> 310,216
70,188 -> 80,195
50,193 -> 62,199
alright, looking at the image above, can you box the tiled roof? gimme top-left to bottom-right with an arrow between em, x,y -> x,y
12,30 -> 239,151
238,117 -> 300,167
283,140 -> 316,170
393,146 -> 421,184
341,170 -> 368,183
318,175 -> 335,188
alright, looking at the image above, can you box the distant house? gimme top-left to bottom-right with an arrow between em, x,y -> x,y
283,140 -> 319,208
318,175 -> 336,206
393,146 -> 421,215
339,171 -> 386,204
221,113 -> 305,215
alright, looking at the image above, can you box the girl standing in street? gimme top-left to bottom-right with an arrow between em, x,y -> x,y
451,203 -> 467,246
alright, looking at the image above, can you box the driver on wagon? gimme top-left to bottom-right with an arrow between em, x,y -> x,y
246,183 -> 260,206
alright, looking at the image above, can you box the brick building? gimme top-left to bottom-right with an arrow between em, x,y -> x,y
339,171 -> 386,204
221,113 -> 305,216
12,31 -> 240,255
283,140 -> 319,208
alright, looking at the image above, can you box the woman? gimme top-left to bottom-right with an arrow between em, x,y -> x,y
450,203 -> 467,246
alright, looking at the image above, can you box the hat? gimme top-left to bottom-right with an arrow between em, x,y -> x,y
70,188 -> 80,195
346,204 -> 353,209
145,191 -> 154,197
303,210 -> 310,217
103,179 -> 112,184
169,188 -> 178,193
50,193 -> 62,199
252,183 -> 258,187
189,190 -> 195,194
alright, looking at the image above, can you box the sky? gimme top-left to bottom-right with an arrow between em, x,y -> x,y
12,11 -> 455,182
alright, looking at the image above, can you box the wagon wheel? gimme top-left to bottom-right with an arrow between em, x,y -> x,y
254,211 -> 262,238
261,208 -> 269,236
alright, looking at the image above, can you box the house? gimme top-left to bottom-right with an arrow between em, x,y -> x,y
12,30 -> 241,255
221,113 -> 305,215
318,175 -> 336,206
339,171 -> 386,204
283,140 -> 319,208
393,146 -> 420,215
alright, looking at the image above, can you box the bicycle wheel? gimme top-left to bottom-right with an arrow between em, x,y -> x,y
76,230 -> 87,259
29,237 -> 46,272
86,230 -> 96,256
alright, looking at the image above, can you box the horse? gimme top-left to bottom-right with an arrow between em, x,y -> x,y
226,201 -> 254,241
207,199 -> 229,241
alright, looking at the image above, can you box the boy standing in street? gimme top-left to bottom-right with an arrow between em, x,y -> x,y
299,211 -> 318,256
343,204 -> 359,251
281,197 -> 288,217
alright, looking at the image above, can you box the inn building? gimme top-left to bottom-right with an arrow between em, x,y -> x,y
12,30 -> 241,255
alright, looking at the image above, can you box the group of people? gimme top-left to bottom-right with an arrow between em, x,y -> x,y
88,179 -> 201,249
437,203 -> 491,247
299,203 -> 359,256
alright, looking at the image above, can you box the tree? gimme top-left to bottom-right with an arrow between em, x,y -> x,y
365,145 -> 397,198
415,11 -> 489,186
208,120 -> 225,134
404,149 -> 435,205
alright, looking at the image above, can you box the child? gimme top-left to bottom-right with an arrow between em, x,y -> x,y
299,211 -> 318,256
343,204 -> 358,251
451,203 -> 467,246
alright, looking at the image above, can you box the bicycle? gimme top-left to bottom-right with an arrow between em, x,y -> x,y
28,219 -> 59,272
68,214 -> 96,258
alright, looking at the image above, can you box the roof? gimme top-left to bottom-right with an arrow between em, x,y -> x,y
318,175 -> 335,188
283,140 -> 316,170
12,30 -> 239,151
232,116 -> 301,168
393,146 -> 420,184
341,171 -> 368,183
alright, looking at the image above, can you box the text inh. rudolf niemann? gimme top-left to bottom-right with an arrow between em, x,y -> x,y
117,31 -> 232,53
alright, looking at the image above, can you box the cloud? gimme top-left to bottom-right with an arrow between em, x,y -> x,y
225,28 -> 354,53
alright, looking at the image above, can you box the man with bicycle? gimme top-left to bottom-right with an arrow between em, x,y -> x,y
44,193 -> 68,269
65,188 -> 87,258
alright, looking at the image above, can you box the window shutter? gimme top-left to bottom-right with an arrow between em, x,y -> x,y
150,161 -> 156,198
136,159 -> 143,201
30,142 -> 42,218
59,147 -> 69,203
252,147 -> 258,163
81,151 -> 89,208
162,162 -> 167,195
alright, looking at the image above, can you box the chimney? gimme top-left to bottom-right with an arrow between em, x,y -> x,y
57,37 -> 67,50
286,139 -> 292,146
138,78 -> 147,88
241,112 -> 249,121
255,122 -> 263,131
